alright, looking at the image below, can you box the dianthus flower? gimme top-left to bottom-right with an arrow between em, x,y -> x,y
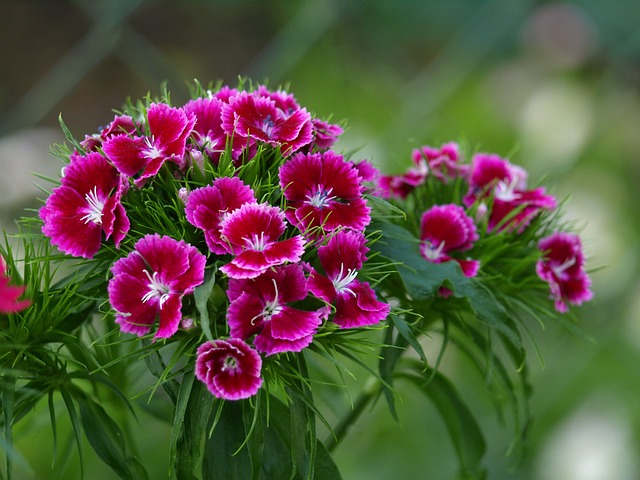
279,150 -> 371,235
219,203 -> 305,279
195,338 -> 263,400
378,142 -> 466,198
221,90 -> 313,157
103,103 -> 195,185
226,264 -> 324,355
40,151 -> 129,259
184,177 -> 257,254
108,234 -> 206,339
420,204 -> 480,278
182,97 -> 248,164
0,256 -> 30,313
307,230 -> 389,328
80,114 -> 139,151
536,232 -> 593,313
309,118 -> 344,151
463,153 -> 556,232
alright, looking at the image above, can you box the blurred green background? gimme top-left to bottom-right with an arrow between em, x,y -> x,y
2,0 -> 639,478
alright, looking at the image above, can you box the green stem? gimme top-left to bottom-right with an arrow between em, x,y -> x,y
3,377 -> 16,480
324,379 -> 379,453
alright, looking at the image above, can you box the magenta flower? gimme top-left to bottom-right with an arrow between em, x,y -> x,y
40,151 -> 129,259
81,114 -> 139,151
103,103 -> 195,185
463,153 -> 557,232
309,118 -> 344,151
378,142 -> 466,199
420,204 -> 480,278
279,151 -> 371,235
185,177 -> 257,254
536,232 -> 593,313
221,91 -> 313,157
0,256 -> 30,314
227,264 -> 324,355
182,97 -> 249,164
195,338 -> 262,400
308,230 -> 389,328
108,234 -> 206,339
219,203 -> 305,279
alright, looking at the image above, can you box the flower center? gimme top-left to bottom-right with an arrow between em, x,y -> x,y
332,263 -> 359,296
143,136 -> 164,160
141,269 -> 171,308
261,114 -> 276,139
222,356 -> 238,371
80,186 -> 105,225
243,232 -> 268,252
305,186 -> 337,209
494,177 -> 521,202
421,239 -> 446,261
551,256 -> 576,280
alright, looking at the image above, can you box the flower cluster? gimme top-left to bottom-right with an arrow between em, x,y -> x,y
378,142 -> 592,311
38,82 -> 388,401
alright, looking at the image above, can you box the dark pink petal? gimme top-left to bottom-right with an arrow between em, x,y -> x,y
40,187 -> 103,258
101,114 -> 138,139
220,203 -> 287,253
263,236 -> 305,265
317,230 -> 368,279
278,109 -> 313,155
254,329 -> 314,356
269,306 -> 322,341
311,119 -> 343,150
0,261 -> 30,313
227,292 -> 265,339
307,269 -> 337,302
333,281 -> 389,328
102,135 -> 148,177
109,272 -> 159,336
457,259 -> 480,278
468,153 -> 512,190
256,85 -> 300,112
155,295 -> 183,339
147,103 -> 195,156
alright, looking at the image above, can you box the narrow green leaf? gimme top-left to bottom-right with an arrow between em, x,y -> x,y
398,362 -> 486,480
242,394 -> 264,480
203,401 -> 252,480
59,387 -> 84,479
78,397 -> 148,480
58,114 -> 85,154
194,269 -> 216,342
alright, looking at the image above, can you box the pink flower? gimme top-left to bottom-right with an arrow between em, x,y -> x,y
40,151 -> 129,259
185,177 -> 257,254
378,142 -> 466,199
0,256 -> 30,313
279,151 -> 371,235
195,338 -> 262,400
81,114 -> 139,151
308,230 -> 389,328
463,153 -> 557,232
103,103 -> 195,185
221,91 -> 313,157
536,232 -> 593,313
219,203 -> 305,279
108,234 -> 206,339
227,264 -> 324,355
182,97 -> 248,164
309,118 -> 343,151
420,204 -> 480,278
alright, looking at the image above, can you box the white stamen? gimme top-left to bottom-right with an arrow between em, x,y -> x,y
143,136 -> 163,160
250,279 -> 282,324
261,114 -> 275,139
551,257 -> 577,279
222,356 -> 238,371
243,232 -> 267,251
332,263 -> 359,296
494,177 -> 521,202
421,240 -> 446,261
141,269 -> 171,308
80,186 -> 105,225
305,186 -> 337,209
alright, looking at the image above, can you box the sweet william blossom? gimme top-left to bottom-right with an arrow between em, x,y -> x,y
184,177 -> 257,254
227,264 -> 324,355
103,103 -> 195,185
307,230 -> 389,328
108,234 -> 205,339
537,232 -> 593,313
279,151 -> 371,235
0,256 -> 30,313
219,202 -> 305,279
195,338 -> 263,400
40,151 -> 129,259
420,204 -> 480,278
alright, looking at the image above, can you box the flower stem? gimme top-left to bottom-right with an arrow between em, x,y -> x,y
324,378 -> 379,453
